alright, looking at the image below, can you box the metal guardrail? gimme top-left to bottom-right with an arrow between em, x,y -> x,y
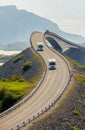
10,32 -> 73,130
0,33 -> 47,118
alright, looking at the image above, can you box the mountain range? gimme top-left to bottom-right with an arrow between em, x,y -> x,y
0,5 -> 85,50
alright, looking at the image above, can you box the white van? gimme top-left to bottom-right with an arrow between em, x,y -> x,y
37,43 -> 44,51
48,59 -> 56,70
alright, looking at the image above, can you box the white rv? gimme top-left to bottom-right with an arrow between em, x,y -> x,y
37,43 -> 44,51
48,59 -> 56,70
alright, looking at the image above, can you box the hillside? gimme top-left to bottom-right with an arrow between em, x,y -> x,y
0,5 -> 85,51
64,47 -> 85,66
0,47 -> 44,112
0,48 -> 43,80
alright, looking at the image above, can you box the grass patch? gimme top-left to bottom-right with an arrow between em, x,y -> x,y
0,81 -> 32,92
73,127 -> 79,130
67,122 -> 72,127
73,110 -> 80,116
0,75 -> 36,112
64,55 -> 75,68
0,54 -> 5,58
74,62 -> 85,71
13,55 -> 24,63
0,66 -> 44,112
74,74 -> 85,86
0,87 -> 24,112
22,61 -> 32,71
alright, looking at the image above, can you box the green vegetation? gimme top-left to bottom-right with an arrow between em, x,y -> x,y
13,55 -> 24,63
0,80 -> 32,92
0,54 -> 5,58
0,71 -> 43,112
10,75 -> 25,82
64,55 -> 74,68
67,122 -> 72,127
73,61 -> 85,71
73,127 -> 79,130
67,122 -> 79,130
73,110 -> 80,116
0,88 -> 17,111
74,74 -> 85,86
22,61 -> 32,71
0,75 -> 34,112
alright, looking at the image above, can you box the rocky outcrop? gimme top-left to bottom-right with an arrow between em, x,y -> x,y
0,48 -> 43,80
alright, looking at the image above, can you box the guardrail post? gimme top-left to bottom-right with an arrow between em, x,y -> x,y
41,110 -> 43,114
45,107 -> 47,112
23,121 -> 25,127
28,118 -> 30,123
17,125 -> 20,130
52,102 -> 53,106
54,99 -> 56,104
37,112 -> 39,117
33,115 -> 35,119
49,104 -> 51,109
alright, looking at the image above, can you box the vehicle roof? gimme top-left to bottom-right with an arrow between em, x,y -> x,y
37,42 -> 43,45
48,59 -> 56,62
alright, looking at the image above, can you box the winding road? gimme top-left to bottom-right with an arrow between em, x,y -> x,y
0,32 -> 70,130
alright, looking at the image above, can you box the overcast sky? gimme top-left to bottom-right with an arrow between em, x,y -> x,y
0,0 -> 85,37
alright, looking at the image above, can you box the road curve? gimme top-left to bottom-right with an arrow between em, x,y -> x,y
0,32 -> 70,130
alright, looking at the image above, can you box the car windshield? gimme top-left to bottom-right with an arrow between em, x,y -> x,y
38,45 -> 43,47
49,62 -> 56,65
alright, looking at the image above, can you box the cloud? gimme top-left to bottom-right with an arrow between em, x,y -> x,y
56,19 -> 81,26
56,19 -> 85,37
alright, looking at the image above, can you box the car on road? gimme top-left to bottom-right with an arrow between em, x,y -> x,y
37,43 -> 44,51
48,59 -> 56,70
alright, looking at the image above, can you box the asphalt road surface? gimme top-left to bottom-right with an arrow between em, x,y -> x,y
0,32 -> 70,130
